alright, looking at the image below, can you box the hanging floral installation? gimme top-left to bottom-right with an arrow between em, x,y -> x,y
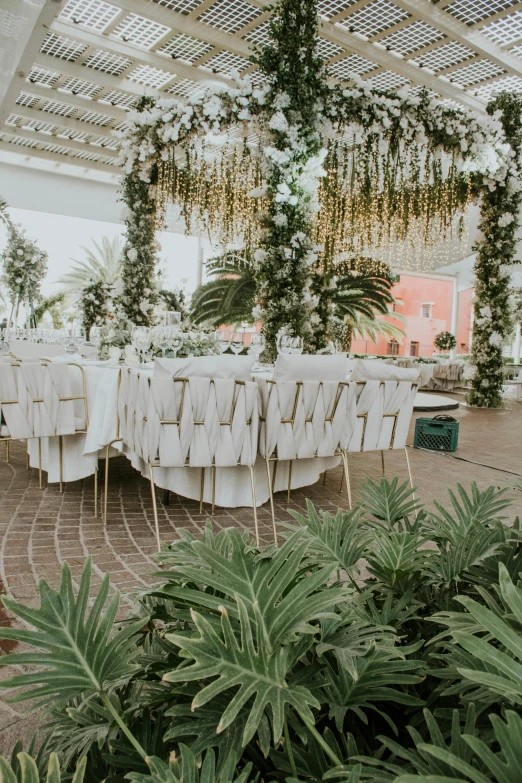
79,280 -> 115,336
118,0 -> 522,405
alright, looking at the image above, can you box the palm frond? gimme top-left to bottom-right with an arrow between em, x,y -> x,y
190,253 -> 255,326
57,236 -> 123,295
0,753 -> 86,783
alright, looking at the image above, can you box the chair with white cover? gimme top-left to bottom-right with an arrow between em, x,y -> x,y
0,362 -> 33,465
105,369 -> 259,549
341,361 -> 419,503
257,376 -> 356,540
19,362 -> 91,499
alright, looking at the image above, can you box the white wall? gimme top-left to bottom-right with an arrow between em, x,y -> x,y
0,207 -> 201,297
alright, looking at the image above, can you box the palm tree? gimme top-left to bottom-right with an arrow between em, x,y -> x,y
190,253 -> 399,348
57,236 -> 123,295
190,253 -> 255,326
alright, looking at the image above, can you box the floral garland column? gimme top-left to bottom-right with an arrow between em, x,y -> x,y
252,0 -> 328,359
469,94 -> 522,407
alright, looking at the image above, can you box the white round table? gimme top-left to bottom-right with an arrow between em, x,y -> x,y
413,392 -> 459,411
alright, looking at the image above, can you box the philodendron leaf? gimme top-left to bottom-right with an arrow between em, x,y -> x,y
0,754 -> 86,783
163,597 -> 320,746
0,558 -> 145,709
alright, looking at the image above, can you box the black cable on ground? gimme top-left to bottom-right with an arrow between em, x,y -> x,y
406,444 -> 522,479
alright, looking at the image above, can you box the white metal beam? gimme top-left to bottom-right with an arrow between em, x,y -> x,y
0,0 -> 65,128
51,19 -> 233,87
113,0 -> 253,58
34,53 -> 159,99
391,0 -> 522,79
0,139 -> 116,174
3,125 -> 118,158
318,21 -> 487,111
13,77 -> 128,123
11,106 -> 119,152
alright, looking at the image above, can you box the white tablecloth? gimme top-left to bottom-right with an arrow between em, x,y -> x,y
27,362 -> 339,507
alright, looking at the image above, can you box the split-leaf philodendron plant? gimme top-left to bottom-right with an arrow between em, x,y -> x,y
1,477 -> 522,782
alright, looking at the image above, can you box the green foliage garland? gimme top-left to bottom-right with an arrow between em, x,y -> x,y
78,280 -> 113,335
469,93 -> 522,407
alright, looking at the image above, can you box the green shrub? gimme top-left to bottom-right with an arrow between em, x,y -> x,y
0,478 -> 521,782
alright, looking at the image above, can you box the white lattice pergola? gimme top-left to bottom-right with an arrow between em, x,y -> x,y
3,0 -> 522,180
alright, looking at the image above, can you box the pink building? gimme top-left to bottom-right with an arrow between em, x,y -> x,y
351,273 -> 473,358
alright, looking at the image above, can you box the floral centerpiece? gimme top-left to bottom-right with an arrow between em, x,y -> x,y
1,222 -> 48,317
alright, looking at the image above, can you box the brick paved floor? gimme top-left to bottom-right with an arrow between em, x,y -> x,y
1,394 -> 521,750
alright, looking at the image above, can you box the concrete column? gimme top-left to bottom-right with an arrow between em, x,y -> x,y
450,274 -> 459,360
514,321 -> 521,364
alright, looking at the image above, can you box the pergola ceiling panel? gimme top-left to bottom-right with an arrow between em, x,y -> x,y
4,0 -> 522,175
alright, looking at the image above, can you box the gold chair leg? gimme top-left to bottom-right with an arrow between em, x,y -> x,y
339,467 -> 344,493
103,438 -> 122,525
341,451 -> 352,510
265,458 -> 278,546
287,460 -> 292,503
148,464 -> 161,551
404,447 -> 415,499
381,450 -> 385,477
26,442 -> 30,469
59,435 -> 63,492
38,438 -> 42,489
323,470 -> 327,485
250,466 -> 259,547
211,464 -> 216,516
199,467 -> 205,515
94,466 -> 98,518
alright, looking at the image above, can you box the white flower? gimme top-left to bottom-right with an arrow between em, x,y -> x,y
127,248 -> 138,262
251,304 -> 263,320
498,212 -> 515,228
273,213 -> 288,227
488,331 -> 503,347
254,248 -> 267,264
124,353 -> 139,367
108,346 -> 121,360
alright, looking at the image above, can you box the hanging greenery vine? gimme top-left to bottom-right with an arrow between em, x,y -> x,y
468,93 -> 522,407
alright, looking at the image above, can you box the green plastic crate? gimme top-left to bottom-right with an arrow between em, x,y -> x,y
414,416 -> 459,452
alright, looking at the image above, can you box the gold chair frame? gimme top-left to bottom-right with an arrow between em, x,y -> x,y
103,373 -> 260,550
261,379 -> 352,542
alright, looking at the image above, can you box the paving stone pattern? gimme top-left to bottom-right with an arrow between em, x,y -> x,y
1,396 -> 521,751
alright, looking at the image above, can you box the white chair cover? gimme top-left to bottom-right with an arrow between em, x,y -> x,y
0,364 -> 33,439
348,381 -> 417,452
144,376 -> 258,469
19,363 -> 77,438
257,379 -> 356,461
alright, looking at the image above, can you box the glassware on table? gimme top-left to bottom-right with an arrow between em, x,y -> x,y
290,336 -> 304,355
278,334 -> 293,354
214,330 -> 230,354
73,325 -> 86,352
154,326 -> 170,357
167,326 -> 183,358
165,311 -> 182,327
249,332 -> 265,364
131,325 -> 151,364
89,326 -> 103,359
230,331 -> 244,356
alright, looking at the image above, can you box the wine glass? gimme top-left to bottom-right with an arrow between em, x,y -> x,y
89,326 -> 102,359
214,330 -> 230,354
168,326 -> 183,358
250,332 -> 265,365
132,325 -> 151,364
165,311 -> 181,327
278,334 -> 293,354
73,325 -> 86,352
154,326 -> 170,357
290,336 -> 304,355
230,332 -> 244,356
